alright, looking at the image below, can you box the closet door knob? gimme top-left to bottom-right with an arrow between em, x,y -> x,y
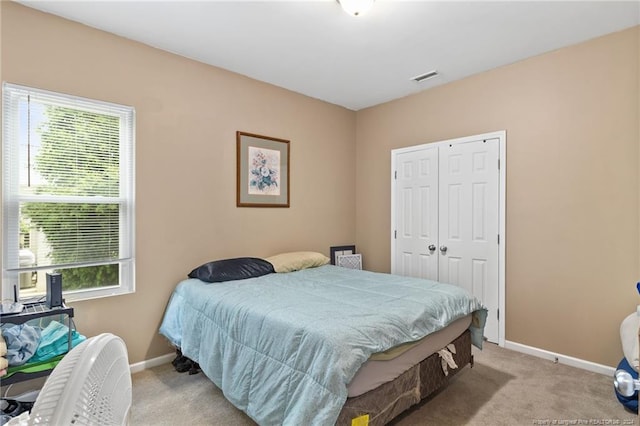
428,244 -> 436,252
440,245 -> 448,253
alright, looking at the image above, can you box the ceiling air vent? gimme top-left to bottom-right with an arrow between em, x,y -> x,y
411,70 -> 439,83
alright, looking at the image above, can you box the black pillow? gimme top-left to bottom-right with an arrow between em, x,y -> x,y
188,257 -> 275,283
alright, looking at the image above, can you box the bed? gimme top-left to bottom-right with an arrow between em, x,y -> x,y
159,253 -> 487,425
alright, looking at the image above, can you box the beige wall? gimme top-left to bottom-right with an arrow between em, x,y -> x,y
355,27 -> 640,367
0,2 -> 356,363
2,2 -> 638,369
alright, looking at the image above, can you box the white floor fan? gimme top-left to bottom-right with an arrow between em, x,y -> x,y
9,333 -> 132,425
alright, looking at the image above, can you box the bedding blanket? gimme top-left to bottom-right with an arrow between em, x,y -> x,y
159,265 -> 487,425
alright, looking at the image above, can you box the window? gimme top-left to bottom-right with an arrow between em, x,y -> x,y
2,83 -> 135,302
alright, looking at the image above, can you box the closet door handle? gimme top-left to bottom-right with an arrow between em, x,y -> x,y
440,245 -> 448,253
428,244 -> 436,252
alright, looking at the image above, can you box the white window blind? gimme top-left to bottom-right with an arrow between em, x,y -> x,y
2,83 -> 135,301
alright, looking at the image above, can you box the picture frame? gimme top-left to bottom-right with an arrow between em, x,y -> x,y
330,245 -> 356,265
237,131 -> 290,207
336,254 -> 362,270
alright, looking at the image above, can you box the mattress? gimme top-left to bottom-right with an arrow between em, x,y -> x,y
347,314 -> 472,397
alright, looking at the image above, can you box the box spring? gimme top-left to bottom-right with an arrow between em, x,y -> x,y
336,329 -> 472,426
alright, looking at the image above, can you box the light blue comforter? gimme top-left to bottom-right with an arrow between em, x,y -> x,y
159,265 -> 487,425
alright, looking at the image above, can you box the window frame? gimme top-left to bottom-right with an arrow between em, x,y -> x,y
2,82 -> 136,302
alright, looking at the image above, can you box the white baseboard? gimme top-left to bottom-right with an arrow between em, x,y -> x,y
129,352 -> 175,374
504,340 -> 615,376
130,342 -> 617,377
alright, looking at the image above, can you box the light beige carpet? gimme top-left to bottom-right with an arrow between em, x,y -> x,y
130,343 -> 637,425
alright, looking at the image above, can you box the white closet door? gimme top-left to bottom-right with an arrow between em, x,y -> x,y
394,147 -> 439,280
438,138 -> 500,342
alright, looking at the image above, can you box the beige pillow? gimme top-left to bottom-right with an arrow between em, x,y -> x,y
265,251 -> 330,273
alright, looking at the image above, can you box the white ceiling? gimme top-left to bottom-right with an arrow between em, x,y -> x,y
17,1 -> 640,111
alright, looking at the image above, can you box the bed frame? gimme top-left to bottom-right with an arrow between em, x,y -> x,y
337,330 -> 473,426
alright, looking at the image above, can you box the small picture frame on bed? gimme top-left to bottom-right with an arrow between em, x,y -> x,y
330,245 -> 356,265
237,131 -> 290,207
336,254 -> 362,270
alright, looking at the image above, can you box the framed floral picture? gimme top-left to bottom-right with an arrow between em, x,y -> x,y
236,131 -> 290,207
